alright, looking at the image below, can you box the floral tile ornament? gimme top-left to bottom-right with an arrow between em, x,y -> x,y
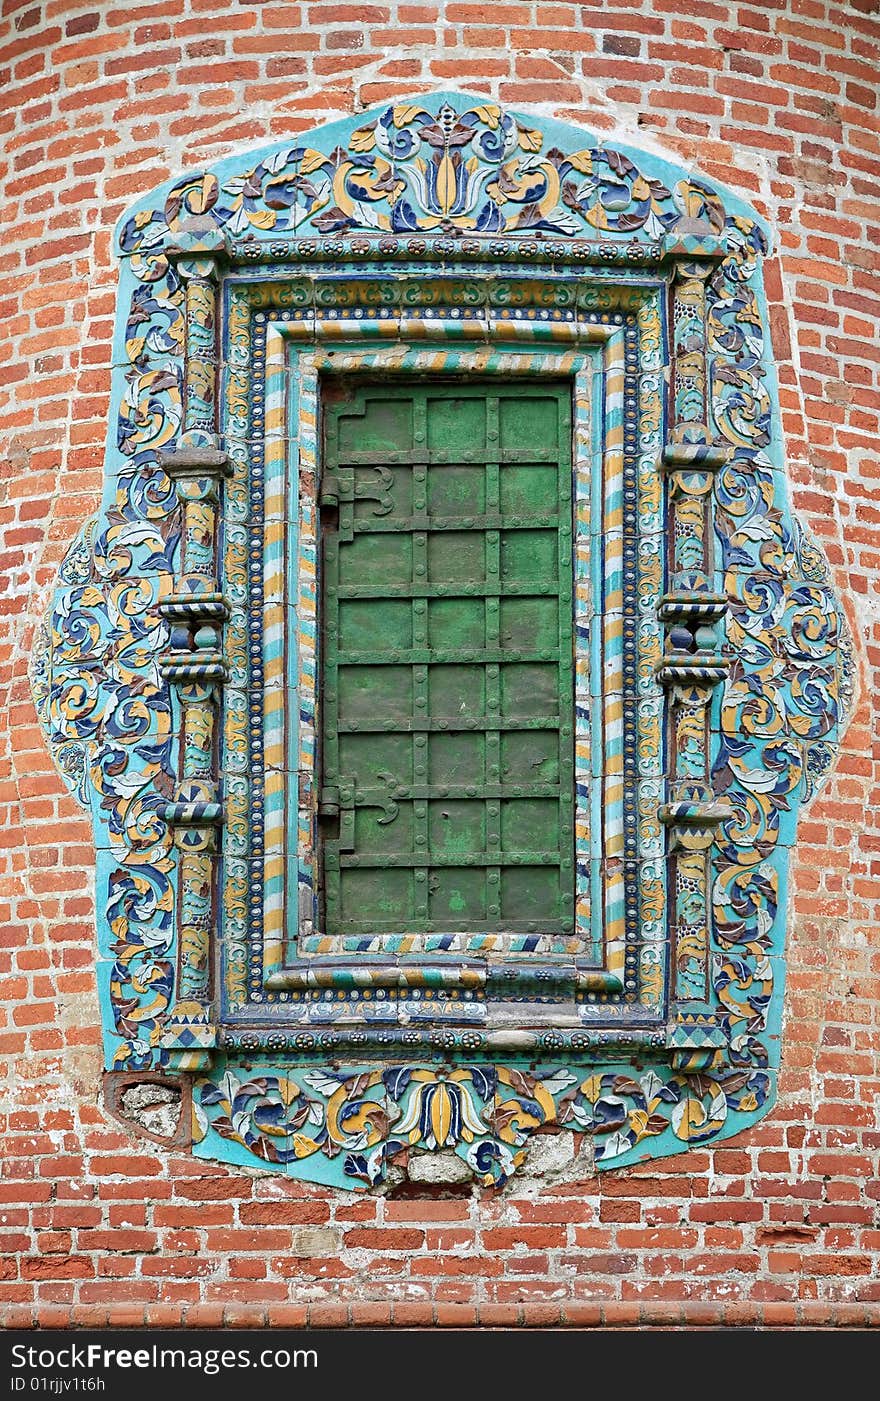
32,95 -> 852,1182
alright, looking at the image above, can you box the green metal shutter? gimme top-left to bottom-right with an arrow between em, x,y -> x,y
319,381 -> 575,944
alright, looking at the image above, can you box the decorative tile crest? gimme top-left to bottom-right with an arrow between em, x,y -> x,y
31,95 -> 852,1182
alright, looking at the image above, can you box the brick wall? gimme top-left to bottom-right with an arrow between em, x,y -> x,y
1,0 -> 878,1329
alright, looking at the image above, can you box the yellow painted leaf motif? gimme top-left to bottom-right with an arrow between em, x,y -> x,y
349,126 -> 376,153
631,174 -> 651,201
430,1083 -> 454,1147
628,1108 -> 649,1140
292,1134 -> 321,1159
300,148 -> 328,175
566,149 -> 593,174
579,1074 -> 603,1102
173,174 -> 217,218
678,1097 -> 706,1139
393,103 -> 424,128
675,178 -> 726,232
518,126 -> 543,153
474,104 -> 501,128
246,207 -> 277,231
325,1076 -> 374,1144
437,153 -> 455,216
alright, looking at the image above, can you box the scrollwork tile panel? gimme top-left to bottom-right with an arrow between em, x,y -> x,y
32,94 -> 851,1179
189,1056 -> 779,1182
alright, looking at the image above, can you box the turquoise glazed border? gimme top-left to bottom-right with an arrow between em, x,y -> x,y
31,94 -> 852,1182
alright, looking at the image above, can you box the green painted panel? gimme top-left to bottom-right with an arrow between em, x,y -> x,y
500,597 -> 557,651
429,732 -> 483,784
499,463 -> 557,514
341,532 -> 413,583
499,394 -> 560,453
427,464 -> 485,517
429,531 -> 484,581
426,395 -> 486,454
320,380 -> 575,938
500,529 -> 558,582
338,395 -> 413,455
429,599 -> 485,649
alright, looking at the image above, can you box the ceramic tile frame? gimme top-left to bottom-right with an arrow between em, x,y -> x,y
31,95 -> 853,1179
220,302 -> 666,1039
